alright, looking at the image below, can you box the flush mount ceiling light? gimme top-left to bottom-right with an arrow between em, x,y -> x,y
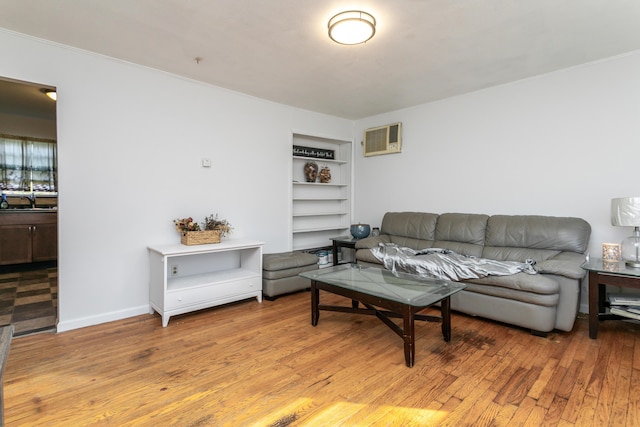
328,10 -> 376,45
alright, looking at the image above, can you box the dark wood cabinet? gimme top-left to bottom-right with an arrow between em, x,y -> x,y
31,222 -> 57,262
0,212 -> 57,265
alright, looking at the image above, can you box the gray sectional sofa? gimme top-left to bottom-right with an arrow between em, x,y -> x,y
354,212 -> 591,335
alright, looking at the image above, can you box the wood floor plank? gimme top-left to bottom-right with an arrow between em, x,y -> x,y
627,367 -> 640,427
536,363 -> 568,408
542,395 -> 568,426
557,324 -> 583,367
633,327 -> 640,371
594,327 -> 625,426
522,403 -> 547,426
560,336 -> 602,424
610,340 -> 635,427
556,359 -> 583,400
3,290 -> 640,426
574,394 -> 598,426
527,357 -> 559,400
506,395 -> 538,426
488,402 -> 519,427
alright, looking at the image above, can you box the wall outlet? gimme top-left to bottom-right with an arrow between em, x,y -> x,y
171,265 -> 178,276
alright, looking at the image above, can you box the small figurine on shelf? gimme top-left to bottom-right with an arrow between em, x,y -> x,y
304,162 -> 318,182
319,166 -> 331,183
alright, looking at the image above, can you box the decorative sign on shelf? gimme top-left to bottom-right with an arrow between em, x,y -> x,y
293,145 -> 335,160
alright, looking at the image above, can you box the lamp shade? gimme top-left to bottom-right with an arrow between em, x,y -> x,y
611,197 -> 640,226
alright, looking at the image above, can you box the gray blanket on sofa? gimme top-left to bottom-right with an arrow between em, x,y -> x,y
370,243 -> 537,281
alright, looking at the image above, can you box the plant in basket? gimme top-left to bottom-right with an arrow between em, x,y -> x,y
202,214 -> 233,238
174,214 -> 232,245
174,217 -> 201,232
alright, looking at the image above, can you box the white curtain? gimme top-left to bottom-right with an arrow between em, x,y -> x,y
0,135 -> 57,192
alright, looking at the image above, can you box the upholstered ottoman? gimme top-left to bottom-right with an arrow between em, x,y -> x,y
262,252 -> 319,299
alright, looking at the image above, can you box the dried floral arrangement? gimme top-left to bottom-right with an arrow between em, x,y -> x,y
174,214 -> 233,237
202,214 -> 233,237
174,217 -> 201,232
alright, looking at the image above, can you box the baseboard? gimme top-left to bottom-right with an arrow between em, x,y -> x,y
56,305 -> 150,333
579,303 -> 588,315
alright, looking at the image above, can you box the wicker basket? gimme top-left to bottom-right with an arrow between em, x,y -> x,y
180,230 -> 221,245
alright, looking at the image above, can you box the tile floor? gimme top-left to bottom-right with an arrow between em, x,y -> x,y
0,262 -> 57,336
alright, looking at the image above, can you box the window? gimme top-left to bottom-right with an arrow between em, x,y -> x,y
0,134 -> 57,192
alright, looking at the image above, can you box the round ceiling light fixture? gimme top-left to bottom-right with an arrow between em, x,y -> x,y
328,10 -> 376,45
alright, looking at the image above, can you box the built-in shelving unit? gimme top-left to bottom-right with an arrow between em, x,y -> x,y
291,133 -> 352,251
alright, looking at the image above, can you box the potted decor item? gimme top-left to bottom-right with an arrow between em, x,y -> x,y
318,166 -> 331,183
174,214 -> 233,245
304,161 -> 318,182
350,223 -> 371,239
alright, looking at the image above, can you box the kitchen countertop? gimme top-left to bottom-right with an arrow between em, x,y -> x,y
0,208 -> 57,213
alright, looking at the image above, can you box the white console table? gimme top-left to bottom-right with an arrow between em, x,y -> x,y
148,239 -> 264,327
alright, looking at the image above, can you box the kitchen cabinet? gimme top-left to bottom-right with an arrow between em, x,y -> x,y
0,211 -> 57,265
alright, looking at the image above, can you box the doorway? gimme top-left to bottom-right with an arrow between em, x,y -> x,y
0,77 -> 58,336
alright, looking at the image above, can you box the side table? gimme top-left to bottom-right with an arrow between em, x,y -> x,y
148,239 -> 263,327
582,258 -> 640,339
329,236 -> 359,266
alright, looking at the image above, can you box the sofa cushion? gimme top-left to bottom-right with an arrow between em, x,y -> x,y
432,213 -> 489,257
484,215 -> 591,253
435,213 -> 489,245
461,283 -> 559,307
263,252 -> 318,271
262,263 -> 318,280
482,246 -> 561,263
389,236 -> 434,251
381,212 -> 438,241
469,272 -> 560,294
464,272 -> 561,307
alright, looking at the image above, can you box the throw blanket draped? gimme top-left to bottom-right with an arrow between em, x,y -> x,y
370,244 -> 537,281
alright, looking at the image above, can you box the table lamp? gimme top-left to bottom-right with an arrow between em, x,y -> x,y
611,197 -> 640,267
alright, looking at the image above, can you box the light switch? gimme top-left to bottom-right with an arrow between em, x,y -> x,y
202,158 -> 212,168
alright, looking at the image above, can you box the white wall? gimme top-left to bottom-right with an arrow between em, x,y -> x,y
354,50 -> 640,312
0,29 -> 352,331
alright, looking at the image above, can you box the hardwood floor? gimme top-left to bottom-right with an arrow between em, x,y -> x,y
4,290 -> 640,426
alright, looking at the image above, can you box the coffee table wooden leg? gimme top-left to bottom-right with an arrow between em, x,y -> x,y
311,281 -> 319,326
441,296 -> 451,342
403,307 -> 415,367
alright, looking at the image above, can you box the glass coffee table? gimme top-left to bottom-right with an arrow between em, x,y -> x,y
300,264 -> 466,367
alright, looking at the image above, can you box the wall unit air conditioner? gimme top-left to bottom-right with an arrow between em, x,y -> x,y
362,123 -> 402,157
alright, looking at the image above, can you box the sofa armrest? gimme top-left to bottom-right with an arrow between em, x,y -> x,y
355,235 -> 391,249
536,252 -> 587,280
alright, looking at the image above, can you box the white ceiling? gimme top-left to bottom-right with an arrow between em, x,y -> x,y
1,0 -> 640,119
